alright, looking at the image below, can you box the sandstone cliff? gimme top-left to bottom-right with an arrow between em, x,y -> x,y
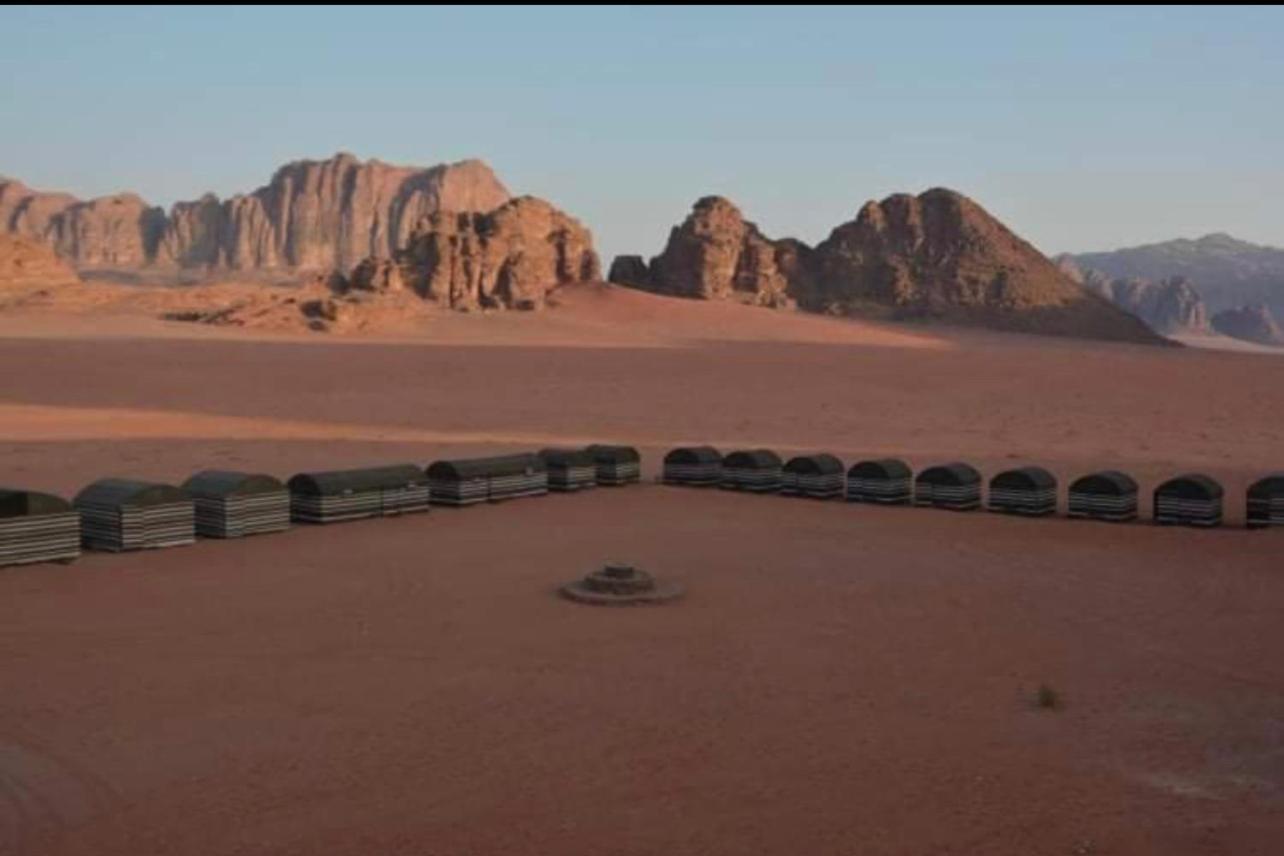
613,189 -> 1165,344
347,196 -> 600,310
1,153 -> 510,274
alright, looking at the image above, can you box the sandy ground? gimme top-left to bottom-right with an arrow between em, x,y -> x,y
0,288 -> 1282,854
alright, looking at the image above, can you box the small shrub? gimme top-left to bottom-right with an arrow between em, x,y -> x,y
1035,683 -> 1060,710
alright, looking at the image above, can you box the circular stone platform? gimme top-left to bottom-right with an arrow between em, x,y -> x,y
559,563 -> 684,606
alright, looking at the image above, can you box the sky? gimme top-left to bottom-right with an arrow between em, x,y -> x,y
1,5 -> 1281,263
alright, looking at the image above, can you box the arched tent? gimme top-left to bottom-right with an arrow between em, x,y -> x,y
478,453 -> 547,501
288,464 -> 429,523
74,478 -> 194,552
182,470 -> 290,538
585,445 -> 642,486
1154,474 -> 1223,528
1067,470 -> 1138,522
846,459 -> 914,505
425,454 -> 547,505
913,463 -> 982,511
662,446 -> 722,487
0,487 -> 80,566
781,454 -> 845,499
538,448 -> 597,492
721,449 -> 784,493
1247,473 -> 1284,529
988,466 -> 1058,517
425,458 -> 492,506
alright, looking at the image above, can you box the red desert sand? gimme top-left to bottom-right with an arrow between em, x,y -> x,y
0,284 -> 1281,855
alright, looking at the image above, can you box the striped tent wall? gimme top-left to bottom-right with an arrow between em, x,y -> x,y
0,488 -> 80,567
1067,471 -> 1138,523
914,463 -> 982,511
1154,474 -> 1223,528
846,459 -> 914,505
1247,475 -> 1284,529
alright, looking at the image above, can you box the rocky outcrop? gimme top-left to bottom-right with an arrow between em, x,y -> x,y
607,255 -> 652,290
613,197 -> 796,308
348,196 -> 600,311
806,189 -> 1160,343
617,189 -> 1164,343
0,181 -> 166,269
0,233 -> 80,288
1068,233 -> 1284,320
1071,269 -> 1210,336
1,153 -> 511,274
1211,304 -> 1284,346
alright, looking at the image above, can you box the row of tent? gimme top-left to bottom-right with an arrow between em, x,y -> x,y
661,447 -> 1284,530
0,446 -> 641,568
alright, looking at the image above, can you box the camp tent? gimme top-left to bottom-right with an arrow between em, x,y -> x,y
74,478 -> 195,552
781,454 -> 845,499
662,446 -> 722,487
988,466 -> 1058,516
584,445 -> 642,486
182,470 -> 290,538
914,463 -> 982,511
1067,470 -> 1138,522
0,488 -> 80,566
846,459 -> 914,504
721,449 -> 784,493
1154,474 -> 1223,528
288,464 -> 430,523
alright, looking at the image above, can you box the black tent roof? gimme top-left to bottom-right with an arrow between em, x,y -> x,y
0,487 -> 73,519
847,458 -> 913,480
664,446 -> 722,465
783,454 -> 844,476
538,448 -> 594,468
723,449 -> 783,470
585,444 -> 640,464
1069,470 -> 1138,496
74,478 -> 190,508
182,470 -> 285,498
915,462 -> 981,487
990,466 -> 1057,491
288,465 -> 427,496
426,453 -> 547,481
1247,473 -> 1284,499
1155,473 -> 1224,501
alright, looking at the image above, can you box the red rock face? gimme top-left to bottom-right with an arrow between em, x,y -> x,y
1,153 -> 511,274
348,196 -> 600,311
0,181 -> 165,269
636,196 -> 795,308
614,188 -> 1165,343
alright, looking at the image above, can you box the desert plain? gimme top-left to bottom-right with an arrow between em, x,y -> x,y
0,284 -> 1281,855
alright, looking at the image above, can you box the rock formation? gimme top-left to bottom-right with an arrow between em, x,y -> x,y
347,196 -> 600,310
613,197 -> 796,308
0,233 -> 80,289
1,153 -> 511,274
1211,304 -> 1284,346
806,189 -> 1160,342
0,181 -> 165,269
1063,263 -> 1210,336
1068,233 -> 1284,320
615,189 -> 1165,343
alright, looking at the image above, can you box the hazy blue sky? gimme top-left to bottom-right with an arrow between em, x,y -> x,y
2,5 -> 1281,262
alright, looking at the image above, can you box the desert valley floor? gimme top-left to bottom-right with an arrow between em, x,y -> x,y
1,285 -> 1281,855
